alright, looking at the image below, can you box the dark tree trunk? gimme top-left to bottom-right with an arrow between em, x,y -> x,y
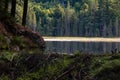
11,0 -> 16,17
4,0 -> 9,12
22,0 -> 28,26
0,0 -> 3,5
0,0 -> 1,5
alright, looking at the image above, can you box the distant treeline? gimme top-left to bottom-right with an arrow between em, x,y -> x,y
16,0 -> 120,37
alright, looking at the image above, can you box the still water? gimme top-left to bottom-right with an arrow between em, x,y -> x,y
45,42 -> 120,54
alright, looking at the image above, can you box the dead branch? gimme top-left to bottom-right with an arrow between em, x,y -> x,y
55,65 -> 76,80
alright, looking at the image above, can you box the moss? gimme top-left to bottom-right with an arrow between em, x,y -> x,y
11,36 -> 24,46
94,65 -> 120,80
90,54 -> 120,79
0,51 -> 120,80
0,76 -> 9,80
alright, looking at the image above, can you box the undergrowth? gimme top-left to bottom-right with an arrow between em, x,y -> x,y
0,51 -> 120,80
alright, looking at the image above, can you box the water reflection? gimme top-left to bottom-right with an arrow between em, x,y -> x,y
45,42 -> 120,54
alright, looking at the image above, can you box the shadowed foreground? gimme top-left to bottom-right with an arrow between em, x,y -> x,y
0,51 -> 120,80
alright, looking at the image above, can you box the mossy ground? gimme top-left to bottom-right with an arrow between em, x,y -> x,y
0,51 -> 120,80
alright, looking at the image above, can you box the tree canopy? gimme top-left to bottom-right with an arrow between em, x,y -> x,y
1,0 -> 120,37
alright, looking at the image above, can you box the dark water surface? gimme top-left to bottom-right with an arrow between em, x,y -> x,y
45,41 -> 120,54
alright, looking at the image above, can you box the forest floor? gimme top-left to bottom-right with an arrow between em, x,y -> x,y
0,51 -> 120,80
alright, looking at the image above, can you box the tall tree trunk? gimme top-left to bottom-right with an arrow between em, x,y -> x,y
115,17 -> 119,37
60,17 -> 64,36
4,0 -> 9,12
11,0 -> 16,17
22,0 -> 28,26
108,20 -> 113,37
65,9 -> 70,36
103,23 -> 107,37
65,1 -> 71,36
73,15 -> 78,36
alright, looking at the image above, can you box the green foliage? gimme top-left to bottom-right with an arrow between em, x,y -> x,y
0,51 -> 14,61
90,53 -> 120,78
19,0 -> 120,37
1,0 -> 120,37
0,76 -> 9,80
11,36 -> 24,46
0,34 -> 5,42
0,35 -> 9,49
94,62 -> 120,80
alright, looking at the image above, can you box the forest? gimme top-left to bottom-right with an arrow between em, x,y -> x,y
1,0 -> 120,37
0,0 -> 120,80
24,0 -> 120,37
